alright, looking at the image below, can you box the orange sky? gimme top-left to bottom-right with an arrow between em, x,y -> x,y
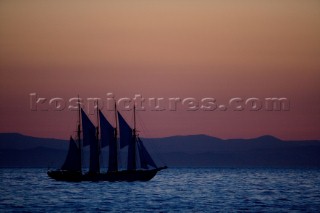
0,0 -> 319,140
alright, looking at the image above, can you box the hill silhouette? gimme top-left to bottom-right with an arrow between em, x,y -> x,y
0,133 -> 319,168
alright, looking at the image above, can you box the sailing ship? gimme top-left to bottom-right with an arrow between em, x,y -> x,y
47,101 -> 167,182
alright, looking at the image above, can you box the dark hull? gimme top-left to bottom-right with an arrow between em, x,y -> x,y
47,167 -> 167,182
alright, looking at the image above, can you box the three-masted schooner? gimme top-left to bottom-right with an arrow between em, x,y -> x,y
47,101 -> 167,182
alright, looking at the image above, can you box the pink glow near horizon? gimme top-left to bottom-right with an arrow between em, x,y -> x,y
0,0 -> 319,140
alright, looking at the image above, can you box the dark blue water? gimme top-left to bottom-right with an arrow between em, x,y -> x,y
1,168 -> 319,212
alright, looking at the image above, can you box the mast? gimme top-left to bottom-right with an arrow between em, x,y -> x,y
96,100 -> 99,137
131,104 -> 137,170
113,102 -> 118,171
96,100 -> 100,173
77,95 -> 82,172
133,104 -> 136,135
115,102 -> 118,136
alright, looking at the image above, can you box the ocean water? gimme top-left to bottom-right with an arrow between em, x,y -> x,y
1,168 -> 319,212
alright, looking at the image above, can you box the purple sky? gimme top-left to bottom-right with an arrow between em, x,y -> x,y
0,0 -> 319,140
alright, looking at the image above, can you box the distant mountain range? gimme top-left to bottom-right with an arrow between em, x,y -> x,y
0,133 -> 319,168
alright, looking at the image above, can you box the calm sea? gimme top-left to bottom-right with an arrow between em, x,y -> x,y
1,168 -> 319,212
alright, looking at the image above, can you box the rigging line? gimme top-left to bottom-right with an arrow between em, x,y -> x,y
136,111 -> 150,137
136,112 -> 167,167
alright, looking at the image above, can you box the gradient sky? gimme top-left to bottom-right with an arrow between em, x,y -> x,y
0,0 -> 319,140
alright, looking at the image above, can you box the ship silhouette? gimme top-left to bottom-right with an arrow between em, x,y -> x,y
47,100 -> 167,182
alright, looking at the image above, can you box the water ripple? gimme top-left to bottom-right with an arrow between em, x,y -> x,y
1,168 -> 320,212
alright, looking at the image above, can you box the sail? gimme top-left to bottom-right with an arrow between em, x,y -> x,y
81,109 -> 100,173
99,110 -> 118,172
99,111 -> 114,148
81,109 -> 96,147
61,137 -> 81,171
118,112 -> 132,148
118,112 -> 137,170
127,136 -> 136,170
137,138 -> 157,169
